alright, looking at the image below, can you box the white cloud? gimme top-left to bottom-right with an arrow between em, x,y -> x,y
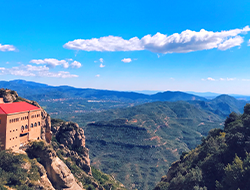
0,65 -> 78,78
219,77 -> 236,81
70,61 -> 82,68
95,74 -> 100,77
30,58 -> 82,69
63,26 -> 250,53
100,63 -> 105,68
99,58 -> 104,63
207,77 -> 215,81
38,71 -> 78,78
203,77 -> 237,81
121,58 -> 132,63
218,36 -> 243,50
248,39 -> 250,46
0,44 -> 16,52
64,36 -> 143,51
30,58 -> 69,68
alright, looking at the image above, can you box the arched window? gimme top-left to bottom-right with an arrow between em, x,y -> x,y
38,122 -> 40,126
25,125 -> 28,129
34,122 -> 37,127
21,125 -> 24,132
31,123 -> 33,128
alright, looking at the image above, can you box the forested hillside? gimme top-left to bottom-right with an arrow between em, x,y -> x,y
154,103 -> 250,190
74,101 -> 223,189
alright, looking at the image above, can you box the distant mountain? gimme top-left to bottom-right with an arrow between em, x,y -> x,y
0,80 -> 206,102
188,94 -> 247,118
135,90 -> 163,95
151,91 -> 206,101
186,91 -> 221,98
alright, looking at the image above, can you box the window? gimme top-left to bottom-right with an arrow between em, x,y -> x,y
38,122 -> 40,126
34,122 -> 37,127
21,125 -> 24,131
25,125 -> 28,129
31,123 -> 33,128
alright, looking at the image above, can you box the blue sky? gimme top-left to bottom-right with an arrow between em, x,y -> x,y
1,0 -> 250,94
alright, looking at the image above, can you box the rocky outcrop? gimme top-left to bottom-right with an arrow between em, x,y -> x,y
0,88 -> 18,103
52,121 -> 91,175
25,99 -> 52,143
35,161 -> 56,190
26,140 -> 83,190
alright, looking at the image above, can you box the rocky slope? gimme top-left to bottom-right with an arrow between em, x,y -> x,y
0,88 -> 126,190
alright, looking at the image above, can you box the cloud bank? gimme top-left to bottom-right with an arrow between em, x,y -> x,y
0,44 -> 16,52
30,58 -> 82,69
0,65 -> 78,78
63,26 -> 250,54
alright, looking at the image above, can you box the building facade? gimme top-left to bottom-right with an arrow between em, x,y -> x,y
0,99 -> 41,151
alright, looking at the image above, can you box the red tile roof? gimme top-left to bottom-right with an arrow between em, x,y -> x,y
0,102 -> 40,114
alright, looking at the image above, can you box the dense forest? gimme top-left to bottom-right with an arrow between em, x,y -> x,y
154,103 -> 250,190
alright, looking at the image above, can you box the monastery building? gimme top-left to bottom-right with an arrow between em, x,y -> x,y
0,98 -> 41,151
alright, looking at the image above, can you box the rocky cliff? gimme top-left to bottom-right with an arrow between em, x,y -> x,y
51,120 -> 91,175
0,88 -> 126,190
26,140 -> 83,190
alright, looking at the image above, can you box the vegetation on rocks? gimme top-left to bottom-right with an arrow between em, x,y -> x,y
154,103 -> 250,190
0,149 -> 41,190
50,118 -> 126,190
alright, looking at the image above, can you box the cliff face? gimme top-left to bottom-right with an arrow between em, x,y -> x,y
51,120 -> 91,175
0,88 -> 18,103
26,141 -> 83,190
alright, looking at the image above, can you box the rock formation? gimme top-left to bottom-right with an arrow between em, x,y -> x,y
0,88 -> 18,103
26,141 -> 83,190
51,120 -> 91,175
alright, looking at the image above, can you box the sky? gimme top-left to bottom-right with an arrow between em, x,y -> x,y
1,0 -> 250,94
